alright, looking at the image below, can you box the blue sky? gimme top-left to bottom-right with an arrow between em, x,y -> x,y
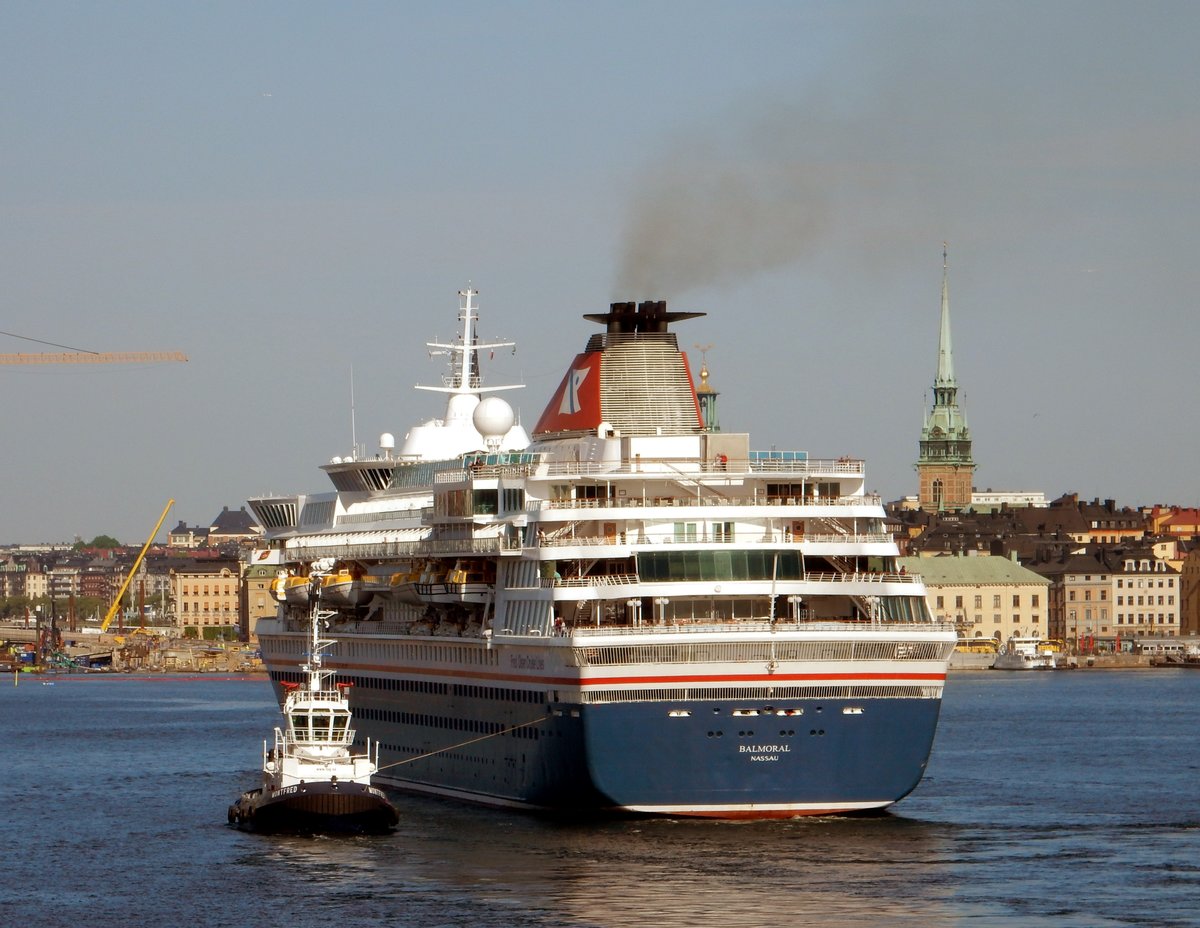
2,1 -> 1198,544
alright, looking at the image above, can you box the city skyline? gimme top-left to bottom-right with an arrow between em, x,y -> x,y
2,1 -> 1199,544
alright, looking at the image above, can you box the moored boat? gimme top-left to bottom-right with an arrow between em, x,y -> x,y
228,586 -> 398,834
992,635 -> 1057,671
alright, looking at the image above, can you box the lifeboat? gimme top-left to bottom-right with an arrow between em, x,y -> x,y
269,573 -> 289,604
282,574 -> 312,607
319,568 -> 388,608
389,564 -> 425,606
416,559 -> 494,604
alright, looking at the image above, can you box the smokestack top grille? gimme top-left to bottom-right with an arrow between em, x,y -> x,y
584,299 -> 705,335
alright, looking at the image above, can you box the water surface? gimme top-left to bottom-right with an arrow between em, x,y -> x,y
3,669 -> 1197,927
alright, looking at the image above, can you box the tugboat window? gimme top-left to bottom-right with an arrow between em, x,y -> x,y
311,710 -> 334,741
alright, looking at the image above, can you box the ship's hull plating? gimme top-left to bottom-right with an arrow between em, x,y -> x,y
261,634 -> 947,819
354,698 -> 941,818
228,782 -> 399,834
581,698 -> 942,817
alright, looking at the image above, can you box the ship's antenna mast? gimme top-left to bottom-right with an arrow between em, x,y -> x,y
350,365 -> 358,460
303,566 -> 338,693
415,286 -> 523,398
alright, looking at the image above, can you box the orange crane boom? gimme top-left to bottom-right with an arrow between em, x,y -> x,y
0,351 -> 187,364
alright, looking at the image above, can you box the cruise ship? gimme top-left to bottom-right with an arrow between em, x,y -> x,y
249,289 -> 956,818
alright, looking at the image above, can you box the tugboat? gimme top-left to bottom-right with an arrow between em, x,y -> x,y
228,579 -> 398,834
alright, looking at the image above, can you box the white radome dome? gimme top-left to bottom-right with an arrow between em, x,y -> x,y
473,396 -> 515,440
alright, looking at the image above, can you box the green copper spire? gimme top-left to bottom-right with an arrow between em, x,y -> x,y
924,243 -> 968,435
936,243 -> 954,387
918,243 -> 974,511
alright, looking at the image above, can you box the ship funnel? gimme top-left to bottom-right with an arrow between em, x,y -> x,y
584,299 -> 704,335
636,300 -> 669,333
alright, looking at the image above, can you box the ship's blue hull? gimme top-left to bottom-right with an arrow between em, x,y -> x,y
580,698 -> 943,816
314,674 -> 944,817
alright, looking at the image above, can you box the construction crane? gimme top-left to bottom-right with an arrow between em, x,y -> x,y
101,499 -> 176,634
0,351 -> 187,364
0,329 -> 187,366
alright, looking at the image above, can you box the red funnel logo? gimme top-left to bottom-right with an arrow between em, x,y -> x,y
534,353 -> 603,435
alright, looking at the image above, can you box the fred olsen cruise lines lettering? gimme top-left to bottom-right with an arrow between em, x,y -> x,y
510,653 -> 545,671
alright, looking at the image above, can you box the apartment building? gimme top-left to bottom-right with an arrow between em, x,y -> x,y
170,558 -> 241,637
898,554 -> 1050,643
1112,551 -> 1181,640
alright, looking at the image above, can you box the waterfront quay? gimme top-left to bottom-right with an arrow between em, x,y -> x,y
948,647 -> 1197,671
0,622 -> 261,674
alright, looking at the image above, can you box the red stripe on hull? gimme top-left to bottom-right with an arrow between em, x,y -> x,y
299,660 -> 945,689
650,806 -> 886,820
579,671 -> 946,686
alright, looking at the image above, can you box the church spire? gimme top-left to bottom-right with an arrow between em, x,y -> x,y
917,243 -> 974,512
929,242 -> 964,416
936,243 -> 954,387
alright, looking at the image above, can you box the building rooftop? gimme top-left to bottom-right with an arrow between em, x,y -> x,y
899,554 -> 1050,586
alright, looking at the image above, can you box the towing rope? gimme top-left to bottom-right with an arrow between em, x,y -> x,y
374,714 -> 549,771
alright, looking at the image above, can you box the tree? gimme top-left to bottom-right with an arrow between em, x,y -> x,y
73,535 -> 121,550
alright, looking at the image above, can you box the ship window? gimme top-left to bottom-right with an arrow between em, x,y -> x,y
472,489 -> 498,515
673,522 -> 698,542
636,550 -> 803,582
309,710 -> 335,741
290,712 -> 310,739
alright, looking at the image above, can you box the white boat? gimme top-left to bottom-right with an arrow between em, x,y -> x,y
992,635 -> 1057,671
228,586 -> 398,834
248,288 -> 957,818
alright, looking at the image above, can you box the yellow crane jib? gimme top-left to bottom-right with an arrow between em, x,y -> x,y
0,351 -> 188,364
101,499 -> 176,633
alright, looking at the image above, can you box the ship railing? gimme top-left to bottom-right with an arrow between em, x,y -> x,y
338,508 -> 431,525
528,493 -> 882,511
527,570 -> 921,590
562,619 -> 957,636
749,457 -> 864,475
526,458 -> 865,479
787,571 -> 922,585
543,573 -> 641,589
291,689 -> 350,704
434,464 -> 538,483
279,528 -> 894,562
283,537 -> 509,561
534,531 -> 893,547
